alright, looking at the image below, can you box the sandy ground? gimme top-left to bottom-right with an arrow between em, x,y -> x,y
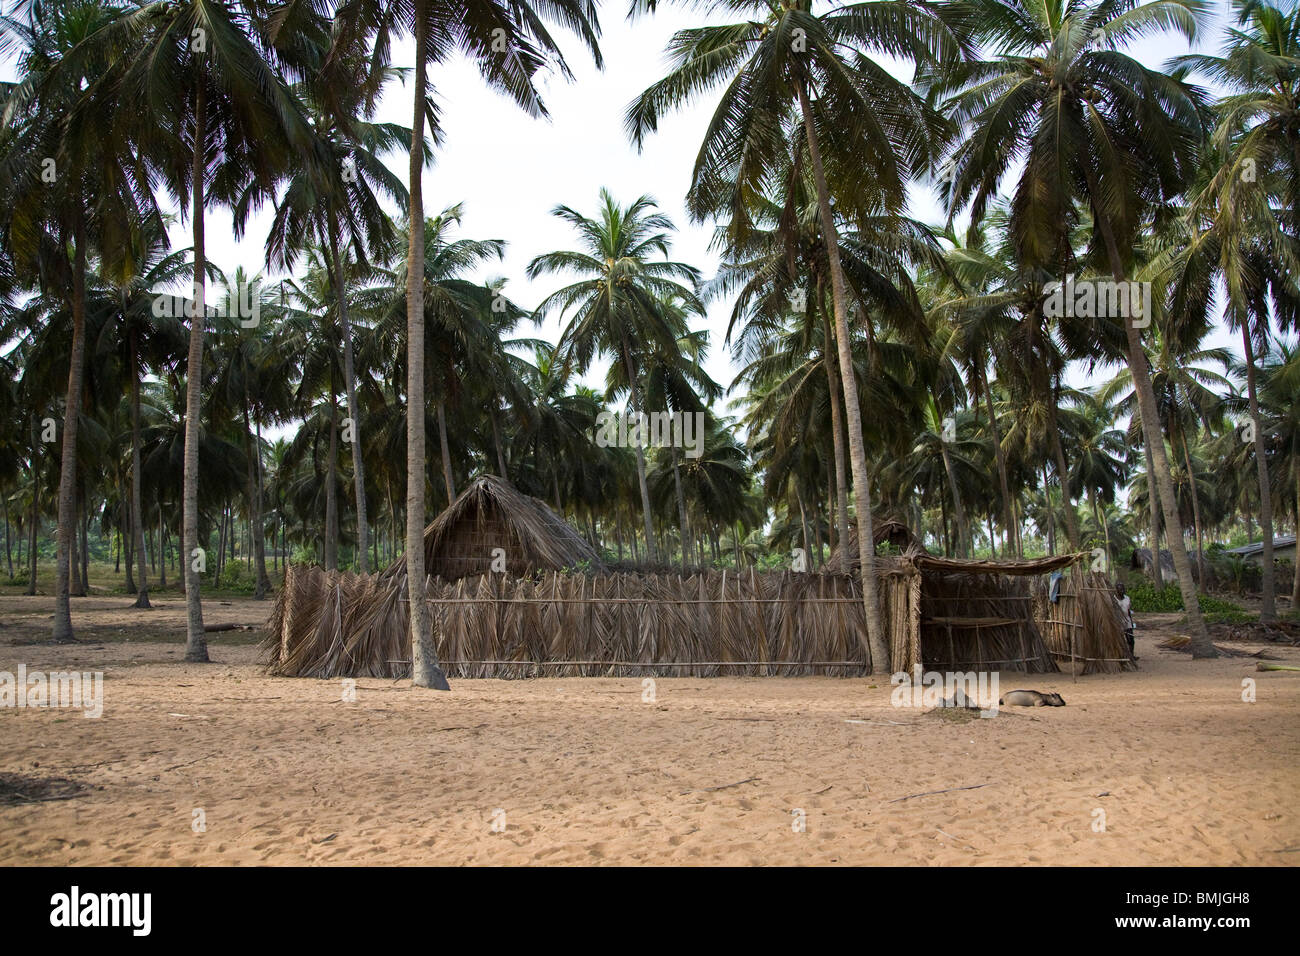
1,593 -> 1298,865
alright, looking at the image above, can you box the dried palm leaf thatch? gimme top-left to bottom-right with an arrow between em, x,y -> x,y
914,568 -> 1056,673
266,556 -> 1089,680
823,519 -> 927,572
266,567 -> 892,679
1033,567 -> 1136,675
379,473 -> 602,583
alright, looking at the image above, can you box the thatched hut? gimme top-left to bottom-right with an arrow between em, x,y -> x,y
882,553 -> 1067,675
264,494 -> 1132,679
382,474 -> 603,582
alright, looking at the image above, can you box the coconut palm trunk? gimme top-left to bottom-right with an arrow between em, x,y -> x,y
1046,386 -> 1080,550
3,494 -> 12,581
490,405 -> 509,481
1095,217 -> 1212,652
818,296 -> 850,548
980,363 -> 1019,556
1241,329 -> 1276,623
622,347 -> 657,563
238,366 -> 270,596
796,81 -> 887,672
52,218 -> 88,644
327,220 -> 369,572
183,81 -> 209,663
406,0 -> 448,691
130,329 -> 150,608
671,444 -> 690,570
325,392 -> 339,570
25,469 -> 38,596
1293,466 -> 1299,609
1144,438 -> 1163,587
1123,323 -> 1211,651
1179,431 -> 1206,592
939,440 -> 971,557
436,400 -> 455,506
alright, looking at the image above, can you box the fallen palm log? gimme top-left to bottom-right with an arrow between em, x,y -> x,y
1159,635 -> 1282,658
1256,662 -> 1300,672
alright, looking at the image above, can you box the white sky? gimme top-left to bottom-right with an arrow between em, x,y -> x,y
4,0 -> 1250,406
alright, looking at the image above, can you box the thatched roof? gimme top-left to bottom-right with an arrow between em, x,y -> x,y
911,552 -> 1085,576
824,519 -> 927,572
382,474 -> 603,581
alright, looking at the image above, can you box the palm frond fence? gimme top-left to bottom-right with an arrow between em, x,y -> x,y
264,554 -> 1134,679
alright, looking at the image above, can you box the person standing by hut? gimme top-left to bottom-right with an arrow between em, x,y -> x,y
1116,582 -> 1137,660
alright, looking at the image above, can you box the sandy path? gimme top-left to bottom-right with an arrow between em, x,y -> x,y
1,598 -> 1297,865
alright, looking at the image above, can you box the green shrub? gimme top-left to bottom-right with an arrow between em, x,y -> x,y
1126,578 -> 1183,612
1127,578 -> 1244,614
210,560 -> 257,594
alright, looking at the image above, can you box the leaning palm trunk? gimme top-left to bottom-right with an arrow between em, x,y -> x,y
52,218 -> 87,644
1097,225 -> 1211,653
328,220 -> 369,573
797,81 -> 887,672
1241,329 -> 1276,623
183,83 -> 209,663
406,0 -> 448,691
130,329 -> 150,608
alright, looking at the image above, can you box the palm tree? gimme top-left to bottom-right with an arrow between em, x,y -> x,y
1170,0 -> 1300,621
334,0 -> 602,689
1067,396 -> 1130,572
94,215 -> 190,608
103,0 -> 320,660
257,51 -> 412,575
208,269 -> 290,589
1254,340 -> 1300,607
528,190 -> 704,564
630,323 -> 722,569
628,0 -> 957,669
933,0 -> 1218,654
1100,322 -> 1232,589
2,0 -> 149,641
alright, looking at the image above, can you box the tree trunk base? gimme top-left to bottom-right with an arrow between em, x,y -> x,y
132,591 -> 151,610
413,666 -> 451,691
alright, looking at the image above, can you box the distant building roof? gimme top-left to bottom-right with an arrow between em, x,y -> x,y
1226,536 -> 1297,557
